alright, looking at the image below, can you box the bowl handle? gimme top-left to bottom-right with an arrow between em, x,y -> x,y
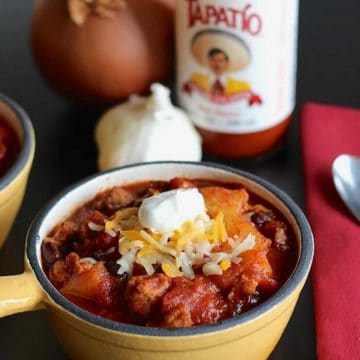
0,271 -> 45,318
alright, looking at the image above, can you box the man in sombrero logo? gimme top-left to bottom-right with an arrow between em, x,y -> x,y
183,30 -> 262,106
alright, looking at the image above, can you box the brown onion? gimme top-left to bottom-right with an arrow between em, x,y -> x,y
30,0 -> 175,104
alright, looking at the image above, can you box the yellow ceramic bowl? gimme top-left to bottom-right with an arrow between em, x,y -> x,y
0,94 -> 35,249
0,162 -> 314,360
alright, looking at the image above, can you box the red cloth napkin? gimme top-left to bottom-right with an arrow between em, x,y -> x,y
301,102 -> 360,360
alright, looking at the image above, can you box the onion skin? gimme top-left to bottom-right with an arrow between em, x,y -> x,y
30,0 -> 175,104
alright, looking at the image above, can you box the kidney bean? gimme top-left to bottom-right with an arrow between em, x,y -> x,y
96,232 -> 118,251
251,211 -> 289,251
251,210 -> 274,228
42,239 -> 61,265
105,261 -> 121,275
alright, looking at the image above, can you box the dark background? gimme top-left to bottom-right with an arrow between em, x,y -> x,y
0,1 -> 359,358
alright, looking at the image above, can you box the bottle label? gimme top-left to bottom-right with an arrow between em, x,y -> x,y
176,0 -> 298,134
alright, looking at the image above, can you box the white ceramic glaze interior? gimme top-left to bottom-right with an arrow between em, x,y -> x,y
35,163 -> 302,267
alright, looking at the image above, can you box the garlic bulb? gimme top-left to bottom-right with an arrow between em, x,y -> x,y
95,83 -> 202,171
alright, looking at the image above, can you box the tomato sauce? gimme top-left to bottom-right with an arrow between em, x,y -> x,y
41,178 -> 297,328
0,116 -> 20,177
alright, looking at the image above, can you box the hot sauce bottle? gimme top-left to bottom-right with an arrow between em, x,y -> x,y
176,0 -> 299,157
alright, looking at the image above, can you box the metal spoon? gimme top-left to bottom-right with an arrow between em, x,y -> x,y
332,154 -> 360,222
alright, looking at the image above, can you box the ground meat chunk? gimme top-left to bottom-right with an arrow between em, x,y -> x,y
42,225 -> 79,268
49,252 -> 93,287
163,304 -> 193,328
78,210 -> 105,240
141,181 -> 172,199
65,252 -> 93,274
125,274 -> 172,317
103,186 -> 135,212
162,276 -> 228,326
170,177 -> 196,189
49,259 -> 68,286
50,221 -> 78,243
209,263 -> 243,290
234,250 -> 278,295
61,261 -> 121,307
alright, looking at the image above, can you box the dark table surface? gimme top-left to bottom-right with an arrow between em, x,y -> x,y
0,1 -> 359,359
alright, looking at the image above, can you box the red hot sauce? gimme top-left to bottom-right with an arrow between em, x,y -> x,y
176,0 -> 299,157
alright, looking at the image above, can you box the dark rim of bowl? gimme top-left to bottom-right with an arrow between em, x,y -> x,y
27,161 -> 314,337
0,94 -> 34,191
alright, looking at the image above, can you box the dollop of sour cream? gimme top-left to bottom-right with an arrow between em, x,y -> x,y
138,188 -> 206,232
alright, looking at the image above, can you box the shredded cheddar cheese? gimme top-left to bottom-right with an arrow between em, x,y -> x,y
162,263 -> 182,277
212,212 -> 228,242
114,209 -> 256,279
220,259 -> 231,271
105,207 -> 139,231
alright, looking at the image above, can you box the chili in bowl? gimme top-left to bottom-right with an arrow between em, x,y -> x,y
0,94 -> 35,248
0,162 -> 313,360
0,113 -> 20,177
42,177 -> 298,328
